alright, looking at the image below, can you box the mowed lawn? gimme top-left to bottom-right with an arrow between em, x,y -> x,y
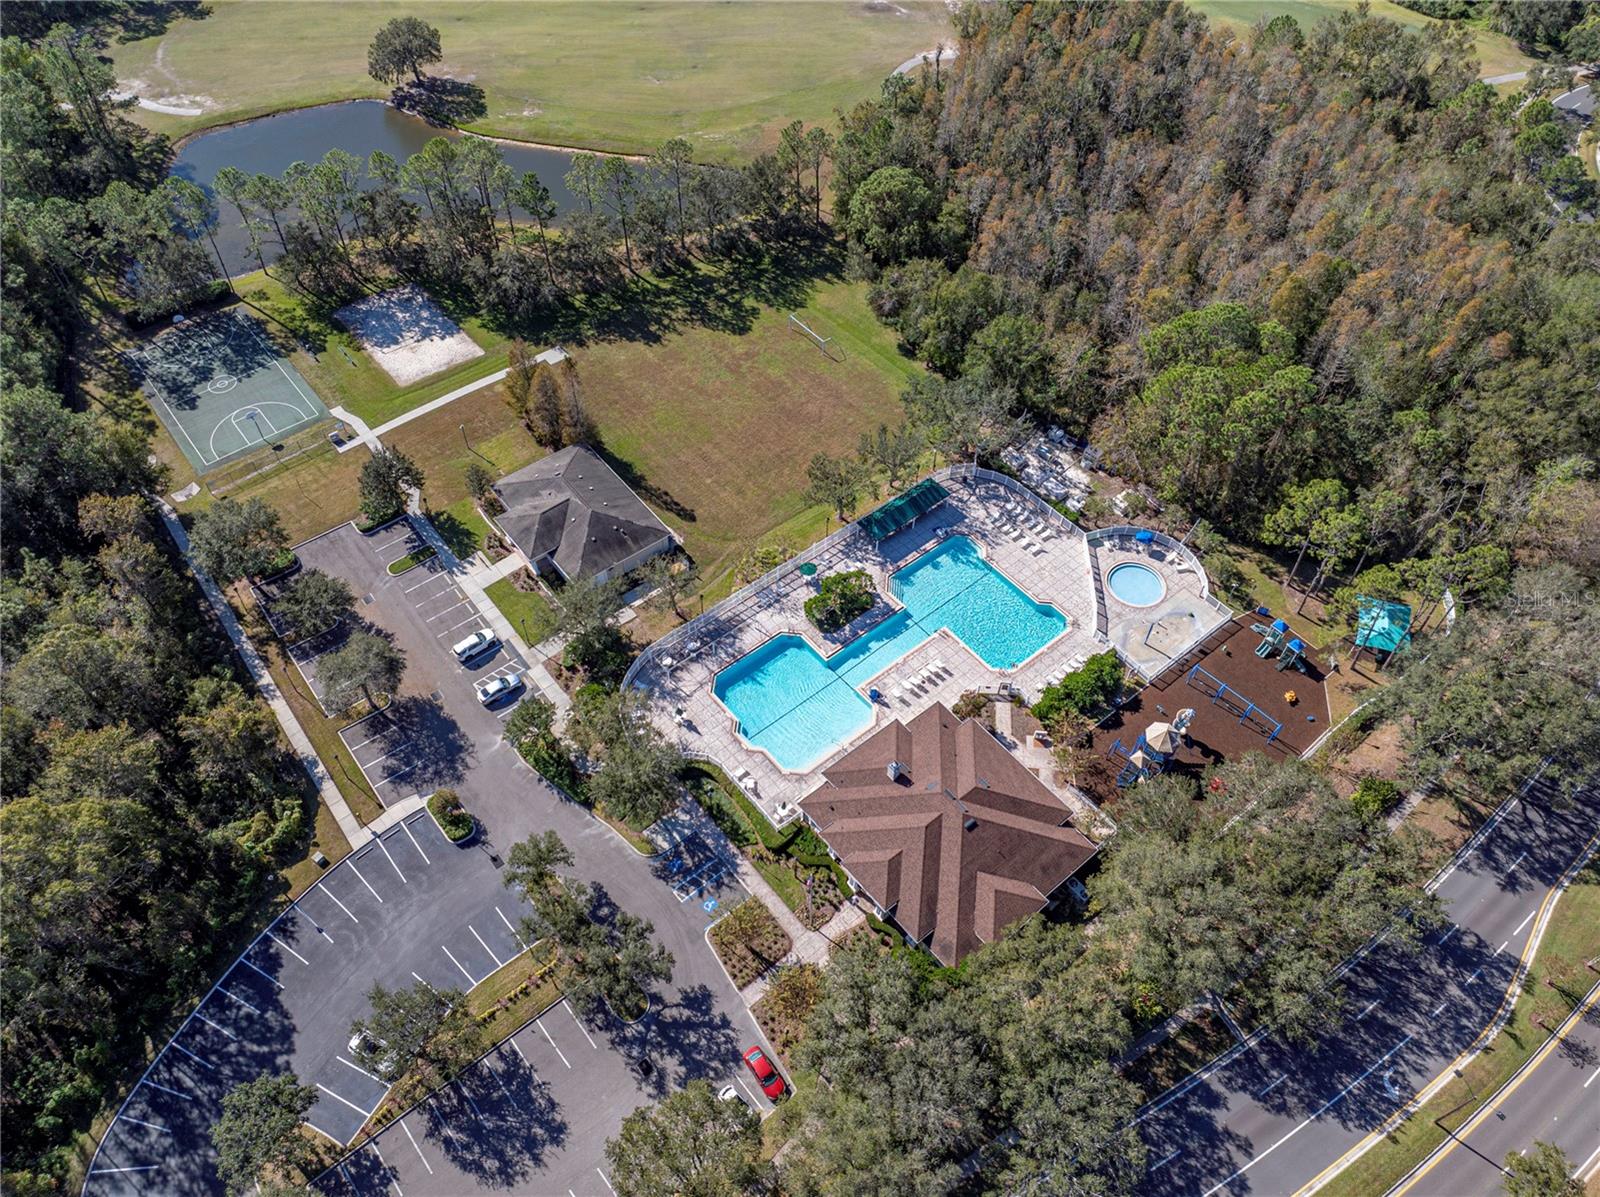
1186,0 -> 1534,77
109,1 -> 950,159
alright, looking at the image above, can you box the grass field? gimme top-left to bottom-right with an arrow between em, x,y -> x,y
1318,854 -> 1600,1197
107,1 -> 950,159
1187,0 -> 1536,77
485,576 -> 559,646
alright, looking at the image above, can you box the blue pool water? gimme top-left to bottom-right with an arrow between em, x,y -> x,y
714,537 -> 1065,770
1106,561 -> 1165,606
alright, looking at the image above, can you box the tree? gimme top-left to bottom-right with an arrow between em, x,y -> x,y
188,497 -> 289,582
367,16 -> 442,85
574,688 -> 684,829
358,447 -> 423,523
963,313 -> 1057,414
505,696 -> 557,750
858,423 -> 924,491
318,631 -> 405,711
504,828 -> 574,899
805,452 -> 869,523
604,1080 -> 767,1197
164,177 -> 230,286
1503,1141 -> 1581,1197
644,553 -> 698,620
1263,480 -> 1349,587
652,137 -> 694,252
554,575 -> 627,673
211,1074 -> 319,1196
512,171 -> 561,291
350,979 -> 480,1082
464,461 -> 496,507
847,166 -> 937,266
273,569 -> 354,639
526,358 -> 568,449
567,905 -> 675,1018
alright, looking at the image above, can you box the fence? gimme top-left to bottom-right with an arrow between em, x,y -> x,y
1087,524 -> 1231,621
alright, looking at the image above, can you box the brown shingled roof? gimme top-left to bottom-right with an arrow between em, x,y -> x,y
800,703 -> 1096,965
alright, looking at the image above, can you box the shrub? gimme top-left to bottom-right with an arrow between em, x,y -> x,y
803,569 -> 875,633
1032,650 -> 1124,726
1351,776 -> 1401,821
952,690 -> 988,720
429,788 -> 474,841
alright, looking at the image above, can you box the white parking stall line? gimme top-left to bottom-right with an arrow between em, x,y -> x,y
315,1082 -> 376,1118
375,835 -> 410,884
170,1042 -> 214,1069
139,1078 -> 191,1101
403,573 -> 449,595
417,586 -> 466,610
362,742 -> 414,768
117,1115 -> 171,1135
400,817 -> 433,864
348,861 -> 384,904
442,945 -> 479,985
438,616 -> 482,637
564,1000 -> 598,1048
345,726 -> 397,752
339,1055 -> 383,1083
597,1167 -> 617,1194
425,600 -> 472,622
736,1075 -> 759,1105
1150,1149 -> 1182,1173
340,705 -> 391,731
194,1012 -> 237,1040
267,930 -> 312,964
412,971 -> 437,991
319,888 -> 361,924
469,925 -> 505,968
538,1020 -> 572,1069
368,1140 -> 402,1197
401,1119 -> 434,1174
509,1038 -> 529,1064
87,1165 -> 160,1175
381,761 -> 420,785
1584,1065 -> 1600,1089
462,1088 -> 487,1123
218,986 -> 260,1014
1355,999 -> 1378,1021
1505,849 -> 1528,877
496,906 -> 530,951
379,539 -> 421,561
1256,1073 -> 1286,1098
1497,940 -> 1510,955
1431,1000 -> 1448,1017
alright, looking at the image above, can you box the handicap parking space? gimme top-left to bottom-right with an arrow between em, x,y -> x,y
652,833 -> 745,921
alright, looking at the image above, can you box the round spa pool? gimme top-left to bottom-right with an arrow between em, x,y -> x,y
1106,561 -> 1165,607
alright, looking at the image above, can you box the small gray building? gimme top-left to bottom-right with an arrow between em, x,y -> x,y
490,445 -> 675,584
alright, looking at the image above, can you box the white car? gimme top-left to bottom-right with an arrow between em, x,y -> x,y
475,672 -> 522,705
718,1084 -> 749,1106
451,628 -> 496,662
347,1031 -> 397,1079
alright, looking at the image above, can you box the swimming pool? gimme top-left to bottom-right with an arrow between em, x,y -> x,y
714,537 -> 1066,770
1107,561 -> 1165,607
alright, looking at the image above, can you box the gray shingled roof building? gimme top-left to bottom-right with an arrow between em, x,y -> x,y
490,445 -> 674,584
800,702 -> 1097,965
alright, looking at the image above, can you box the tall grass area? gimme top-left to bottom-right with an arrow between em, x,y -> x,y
108,1 -> 951,159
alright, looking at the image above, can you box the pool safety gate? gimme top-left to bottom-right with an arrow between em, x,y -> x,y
1184,665 -> 1283,746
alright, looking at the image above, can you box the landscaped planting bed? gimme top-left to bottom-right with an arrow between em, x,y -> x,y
709,898 -> 792,989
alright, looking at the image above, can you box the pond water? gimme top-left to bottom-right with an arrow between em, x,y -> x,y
171,100 -> 592,275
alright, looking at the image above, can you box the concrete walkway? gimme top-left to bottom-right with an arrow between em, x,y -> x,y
155,498 -> 370,849
330,346 -> 567,454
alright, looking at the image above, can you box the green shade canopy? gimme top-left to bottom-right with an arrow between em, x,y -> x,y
798,562 -> 817,576
858,478 -> 950,541
1355,595 -> 1412,654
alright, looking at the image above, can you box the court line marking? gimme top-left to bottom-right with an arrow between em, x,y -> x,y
315,1083 -> 375,1118
538,1020 -> 572,1069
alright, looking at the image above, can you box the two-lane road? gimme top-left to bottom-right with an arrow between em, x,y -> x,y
1136,772 -> 1600,1197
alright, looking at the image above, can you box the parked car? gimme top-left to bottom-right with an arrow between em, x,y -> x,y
718,1083 -> 749,1106
475,672 -> 522,705
742,1046 -> 786,1100
451,628 -> 496,662
346,1031 -> 398,1079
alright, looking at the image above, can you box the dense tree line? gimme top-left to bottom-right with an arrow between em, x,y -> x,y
840,2 -> 1597,624
1,22 -> 315,1191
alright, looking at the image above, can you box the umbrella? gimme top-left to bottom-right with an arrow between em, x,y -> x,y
798,563 -> 817,576
1128,749 -> 1151,771
1145,722 -> 1179,753
1134,529 -> 1155,544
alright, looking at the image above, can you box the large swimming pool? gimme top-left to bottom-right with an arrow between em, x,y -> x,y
714,537 -> 1066,770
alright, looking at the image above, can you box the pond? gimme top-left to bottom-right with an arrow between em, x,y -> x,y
171,100 -> 594,275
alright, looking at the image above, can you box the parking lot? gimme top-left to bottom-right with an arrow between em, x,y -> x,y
316,991 -> 776,1197
82,812 -> 538,1196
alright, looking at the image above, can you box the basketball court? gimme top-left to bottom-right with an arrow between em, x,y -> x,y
130,308 -> 330,473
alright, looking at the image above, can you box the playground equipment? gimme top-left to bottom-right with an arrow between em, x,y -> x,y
1352,596 -> 1413,669
1172,707 -> 1196,737
1185,664 -> 1283,746
1253,618 -> 1289,657
1276,637 -> 1307,673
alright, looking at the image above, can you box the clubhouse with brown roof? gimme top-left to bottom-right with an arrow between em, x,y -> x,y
799,701 -> 1098,965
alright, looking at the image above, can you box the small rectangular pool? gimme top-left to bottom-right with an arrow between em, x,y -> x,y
713,536 -> 1066,771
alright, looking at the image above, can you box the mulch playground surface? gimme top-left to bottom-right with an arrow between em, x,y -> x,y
1084,618 -> 1332,807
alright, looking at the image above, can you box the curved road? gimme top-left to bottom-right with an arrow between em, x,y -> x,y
1135,769 -> 1600,1197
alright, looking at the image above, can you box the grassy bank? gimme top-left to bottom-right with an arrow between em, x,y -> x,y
108,1 -> 950,160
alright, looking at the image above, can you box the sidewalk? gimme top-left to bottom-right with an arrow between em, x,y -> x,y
155,498 -> 370,849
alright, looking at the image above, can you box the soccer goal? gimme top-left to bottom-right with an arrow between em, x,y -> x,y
789,312 -> 845,362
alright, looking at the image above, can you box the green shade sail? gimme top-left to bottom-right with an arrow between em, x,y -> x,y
858,478 -> 950,541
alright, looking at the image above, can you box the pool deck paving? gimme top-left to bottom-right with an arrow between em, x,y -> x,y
632,468 -> 1231,825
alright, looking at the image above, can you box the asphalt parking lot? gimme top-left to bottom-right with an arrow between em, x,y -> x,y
82,812 -> 538,1196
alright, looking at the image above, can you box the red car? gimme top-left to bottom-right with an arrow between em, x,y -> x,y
742,1046 -> 786,1099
